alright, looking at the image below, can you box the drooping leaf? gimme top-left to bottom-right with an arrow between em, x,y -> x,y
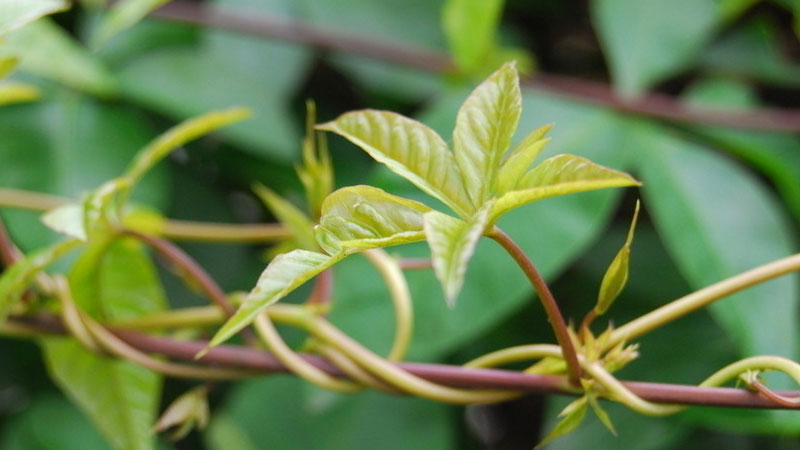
317,110 -> 473,217
453,61 -> 521,206
494,124 -> 552,194
252,183 -> 316,251
0,239 -> 79,324
42,238 -> 166,450
491,154 -> 639,222
537,396 -> 589,448
0,0 -> 68,35
594,200 -> 640,315
0,82 -> 39,105
634,123 -> 798,360
91,0 -> 171,48
125,107 -> 251,184
442,0 -> 504,74
0,19 -> 116,96
423,202 -> 492,306
591,0 -> 719,96
315,185 -> 432,255
208,249 -> 345,348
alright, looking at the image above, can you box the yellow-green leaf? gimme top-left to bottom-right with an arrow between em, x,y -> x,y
153,385 -> 210,441
453,61 -> 521,206
491,154 -> 640,221
253,183 -> 316,251
0,81 -> 39,105
423,201 -> 492,306
588,395 -> 617,436
0,57 -> 19,79
317,110 -> 473,217
125,107 -> 251,184
42,203 -> 87,241
0,239 -> 80,324
494,123 -> 552,194
315,185 -> 432,255
442,0 -> 504,74
537,396 -> 589,448
0,0 -> 68,35
91,0 -> 170,48
296,100 -> 333,218
595,200 -> 640,315
208,249 -> 344,347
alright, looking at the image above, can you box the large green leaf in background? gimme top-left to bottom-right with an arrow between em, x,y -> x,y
42,238 -> 167,450
0,0 -> 67,36
634,124 -> 798,360
591,0 -> 720,96
205,376 -> 454,450
327,87 -> 635,360
0,94 -> 168,251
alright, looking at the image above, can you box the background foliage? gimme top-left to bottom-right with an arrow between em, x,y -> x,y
1,0 -> 799,448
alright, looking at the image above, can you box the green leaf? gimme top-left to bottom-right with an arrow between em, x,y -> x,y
442,0 -> 504,74
125,107 -> 251,184
91,0 -> 171,48
0,239 -> 79,324
491,154 -> 639,222
209,249 -> 345,348
0,81 -> 39,105
0,56 -> 19,78
42,238 -> 166,450
537,396 -> 589,448
0,19 -> 116,96
252,183 -> 316,251
297,101 -> 334,218
423,202 -> 492,306
634,123 -> 798,359
318,110 -> 473,217
494,124 -> 552,194
0,0 -> 68,35
591,0 -> 719,96
153,385 -> 210,441
315,185 -> 432,255
453,61 -> 521,206
594,200 -> 640,315
41,203 -> 86,241
588,395 -> 617,436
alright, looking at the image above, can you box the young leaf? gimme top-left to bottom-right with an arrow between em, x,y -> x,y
453,61 -> 521,205
208,249 -> 345,348
297,100 -> 334,218
125,107 -> 251,184
91,0 -> 170,48
0,239 -> 80,324
315,185 -> 432,254
0,0 -> 68,35
537,396 -> 589,448
41,203 -> 87,241
588,395 -> 618,436
594,200 -> 640,315
317,110 -> 473,217
252,183 -> 317,251
491,154 -> 640,221
494,125 -> 552,194
153,385 -> 210,441
442,0 -> 504,74
0,82 -> 40,106
423,202 -> 492,306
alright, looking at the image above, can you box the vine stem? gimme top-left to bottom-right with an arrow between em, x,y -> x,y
488,226 -> 582,386
361,249 -> 413,361
605,253 -> 800,350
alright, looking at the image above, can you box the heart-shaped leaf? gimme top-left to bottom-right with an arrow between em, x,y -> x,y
453,61 -> 521,205
208,249 -> 345,348
491,154 -> 640,221
423,202 -> 492,306
318,110 -> 473,217
315,185 -> 432,254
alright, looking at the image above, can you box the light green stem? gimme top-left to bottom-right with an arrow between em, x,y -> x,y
361,249 -> 413,361
111,306 -> 226,330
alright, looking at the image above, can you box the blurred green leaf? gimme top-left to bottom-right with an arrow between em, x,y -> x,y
0,19 -> 116,96
319,110 -> 473,217
316,185 -> 432,255
209,249 -> 344,347
42,238 -> 166,450
0,0 -> 68,35
0,81 -> 39,105
592,0 -> 719,96
91,0 -> 171,48
41,203 -> 87,241
424,202 -> 491,306
453,61 -> 520,205
442,0 -> 504,74
253,183 -> 316,251
206,376 -> 454,450
634,123 -> 798,360
153,385 -> 209,441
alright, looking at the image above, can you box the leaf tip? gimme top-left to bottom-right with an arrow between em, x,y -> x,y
194,347 -> 210,360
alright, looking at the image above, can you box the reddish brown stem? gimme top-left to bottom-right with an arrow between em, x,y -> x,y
306,268 -> 333,305
398,258 -> 433,270
0,214 -> 21,266
150,0 -> 800,133
750,381 -> 800,407
489,227 -> 582,386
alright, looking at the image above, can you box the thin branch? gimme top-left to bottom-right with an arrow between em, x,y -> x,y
0,213 -> 21,266
6,313 -> 799,409
151,0 -> 800,133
